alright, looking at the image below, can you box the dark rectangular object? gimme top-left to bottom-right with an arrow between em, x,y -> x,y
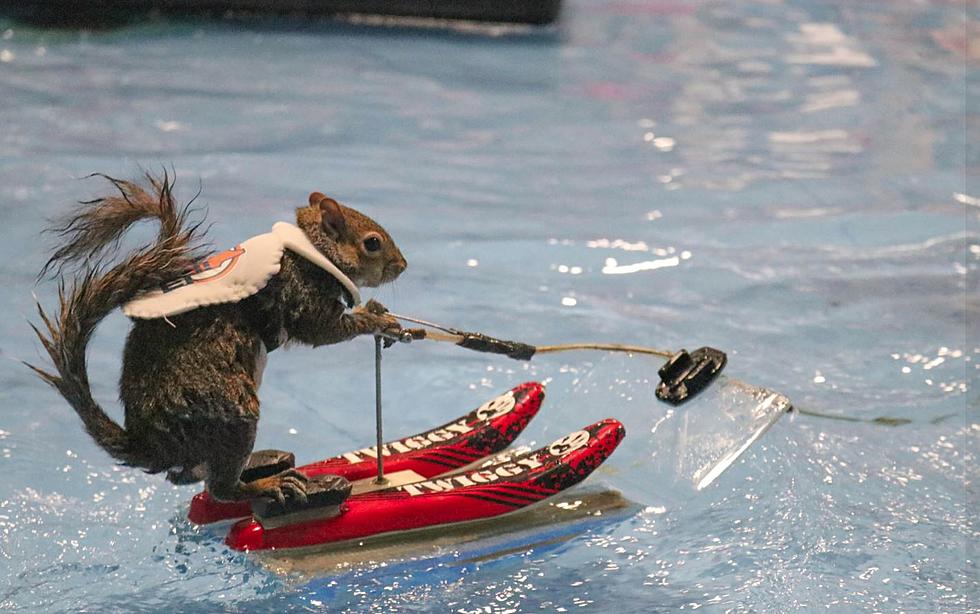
6,0 -> 562,25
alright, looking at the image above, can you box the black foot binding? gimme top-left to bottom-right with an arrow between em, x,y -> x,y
251,474 -> 352,528
240,449 -> 296,483
656,347 -> 727,405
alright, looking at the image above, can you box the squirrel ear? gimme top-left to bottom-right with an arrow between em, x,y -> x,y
309,192 -> 327,206
315,195 -> 347,238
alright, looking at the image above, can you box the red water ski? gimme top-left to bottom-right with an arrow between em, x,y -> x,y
226,418 -> 625,551
188,382 -> 545,524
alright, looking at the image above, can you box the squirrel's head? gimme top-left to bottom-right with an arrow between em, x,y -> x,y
296,192 -> 407,288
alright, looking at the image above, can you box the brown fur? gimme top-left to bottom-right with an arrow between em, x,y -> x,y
28,174 -> 407,504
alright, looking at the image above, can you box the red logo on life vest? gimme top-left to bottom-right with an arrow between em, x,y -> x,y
161,246 -> 245,293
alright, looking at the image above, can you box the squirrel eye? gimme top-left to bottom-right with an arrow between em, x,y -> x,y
363,235 -> 383,253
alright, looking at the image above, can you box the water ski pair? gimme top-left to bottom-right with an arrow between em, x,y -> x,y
189,382 -> 626,552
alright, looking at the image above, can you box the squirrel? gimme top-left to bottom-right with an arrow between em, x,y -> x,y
27,172 -> 407,505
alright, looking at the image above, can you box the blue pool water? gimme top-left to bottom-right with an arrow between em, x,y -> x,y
0,1 -> 976,611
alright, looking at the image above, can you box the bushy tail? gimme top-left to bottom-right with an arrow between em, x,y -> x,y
26,172 -> 207,467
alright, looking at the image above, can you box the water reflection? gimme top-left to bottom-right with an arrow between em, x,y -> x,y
786,23 -> 877,67
601,255 -> 680,275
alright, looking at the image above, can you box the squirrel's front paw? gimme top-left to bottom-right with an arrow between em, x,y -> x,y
363,298 -> 389,315
371,312 -> 403,336
352,304 -> 401,337
378,315 -> 402,347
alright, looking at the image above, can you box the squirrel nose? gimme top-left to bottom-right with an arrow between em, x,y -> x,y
386,260 -> 407,278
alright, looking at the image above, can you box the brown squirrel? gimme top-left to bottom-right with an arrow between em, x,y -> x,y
28,172 -> 407,505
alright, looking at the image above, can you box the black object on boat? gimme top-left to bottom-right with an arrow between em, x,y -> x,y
6,0 -> 562,26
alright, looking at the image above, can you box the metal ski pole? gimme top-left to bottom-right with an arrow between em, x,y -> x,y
373,335 -> 388,486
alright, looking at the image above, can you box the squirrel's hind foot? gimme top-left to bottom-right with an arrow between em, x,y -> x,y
248,468 -> 310,505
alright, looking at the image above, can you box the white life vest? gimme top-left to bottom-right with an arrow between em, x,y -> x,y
122,222 -> 361,319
